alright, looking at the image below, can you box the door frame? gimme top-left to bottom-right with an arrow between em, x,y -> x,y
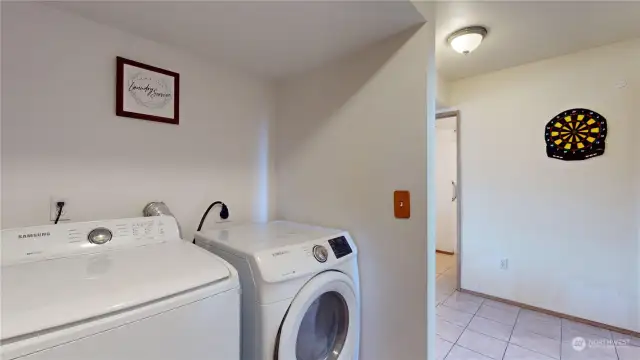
436,109 -> 462,290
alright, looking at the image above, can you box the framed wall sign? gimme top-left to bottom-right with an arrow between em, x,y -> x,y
116,57 -> 179,125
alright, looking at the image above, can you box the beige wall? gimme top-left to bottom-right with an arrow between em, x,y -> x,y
275,24 -> 435,359
1,3 -> 275,238
451,38 -> 640,331
436,72 -> 451,109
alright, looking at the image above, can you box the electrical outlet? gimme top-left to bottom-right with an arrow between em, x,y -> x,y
615,80 -> 627,89
500,258 -> 509,270
50,197 -> 70,222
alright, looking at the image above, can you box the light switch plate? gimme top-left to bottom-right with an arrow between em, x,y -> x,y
394,190 -> 410,219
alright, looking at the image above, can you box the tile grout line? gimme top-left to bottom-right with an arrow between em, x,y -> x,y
512,344 -> 560,360
475,304 -> 566,359
442,285 -> 488,359
440,294 -> 459,359
437,315 -> 469,334
447,291 -> 476,359
514,324 -> 562,342
510,308 -> 564,360
462,326 -> 512,358
436,257 -> 613,360
613,337 -> 621,360
508,344 -> 557,360
436,282 -> 457,307
439,282 -> 463,360
463,320 -> 514,343
442,337 -> 455,360
559,318 -> 617,340
552,310 -> 562,360
482,301 -> 521,313
562,321 -> 622,360
502,307 -> 521,360
556,311 -> 561,360
510,310 -> 565,341
438,293 -> 484,334
443,256 -> 486,360
456,298 -> 486,357
474,313 -> 517,327
441,299 -> 483,317
453,343 -> 495,360
440,270 -> 520,359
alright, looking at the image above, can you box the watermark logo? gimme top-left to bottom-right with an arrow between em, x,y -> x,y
572,336 -> 630,351
572,337 -> 587,351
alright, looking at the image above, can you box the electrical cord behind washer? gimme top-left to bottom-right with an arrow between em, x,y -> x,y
54,201 -> 65,224
193,201 -> 229,244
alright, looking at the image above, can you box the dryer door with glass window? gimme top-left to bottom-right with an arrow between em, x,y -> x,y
275,271 -> 359,360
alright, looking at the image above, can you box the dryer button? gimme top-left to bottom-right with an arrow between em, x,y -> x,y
312,245 -> 328,263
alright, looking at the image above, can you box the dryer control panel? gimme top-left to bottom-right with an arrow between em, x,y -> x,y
328,236 -> 352,258
254,232 -> 357,283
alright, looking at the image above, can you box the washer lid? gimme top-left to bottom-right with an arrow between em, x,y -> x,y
1,241 -> 231,341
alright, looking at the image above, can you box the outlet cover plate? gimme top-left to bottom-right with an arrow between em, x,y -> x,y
50,197 -> 70,221
500,258 -> 509,270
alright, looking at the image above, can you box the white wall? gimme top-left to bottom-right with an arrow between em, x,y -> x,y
436,72 -> 451,110
451,38 -> 640,331
275,23 -> 435,360
1,3 -> 275,239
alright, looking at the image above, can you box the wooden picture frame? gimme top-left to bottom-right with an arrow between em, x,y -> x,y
116,57 -> 180,125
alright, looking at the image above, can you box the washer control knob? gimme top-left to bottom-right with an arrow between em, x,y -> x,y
88,227 -> 112,245
312,245 -> 328,263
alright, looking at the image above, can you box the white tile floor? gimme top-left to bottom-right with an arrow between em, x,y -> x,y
435,253 -> 640,360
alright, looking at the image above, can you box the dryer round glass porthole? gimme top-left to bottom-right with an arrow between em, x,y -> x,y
296,291 -> 349,360
275,271 -> 359,360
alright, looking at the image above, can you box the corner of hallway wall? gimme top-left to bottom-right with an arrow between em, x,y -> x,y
274,21 -> 435,360
635,61 -> 640,331
436,72 -> 451,109
449,37 -> 640,331
1,2 -> 275,238
410,1 -> 449,109
0,0 -> 4,232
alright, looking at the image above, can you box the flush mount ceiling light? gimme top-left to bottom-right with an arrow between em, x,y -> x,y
447,26 -> 488,55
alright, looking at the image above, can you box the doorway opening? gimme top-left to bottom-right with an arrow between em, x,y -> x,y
435,110 -> 461,302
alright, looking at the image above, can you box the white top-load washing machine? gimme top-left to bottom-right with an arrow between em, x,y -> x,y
1,216 -> 241,360
194,221 -> 360,360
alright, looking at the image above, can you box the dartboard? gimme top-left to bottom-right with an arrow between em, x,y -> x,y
545,108 -> 607,161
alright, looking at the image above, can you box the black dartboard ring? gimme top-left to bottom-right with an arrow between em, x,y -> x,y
545,108 -> 607,161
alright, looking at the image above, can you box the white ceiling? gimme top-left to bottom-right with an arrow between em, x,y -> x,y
436,1 -> 640,81
48,1 -> 426,80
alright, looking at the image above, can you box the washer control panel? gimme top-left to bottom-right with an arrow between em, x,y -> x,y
2,216 -> 180,265
87,227 -> 113,245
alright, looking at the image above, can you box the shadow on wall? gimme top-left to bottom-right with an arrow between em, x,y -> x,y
275,24 -> 422,168
274,22 -> 432,360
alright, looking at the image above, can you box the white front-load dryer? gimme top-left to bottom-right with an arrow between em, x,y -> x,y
195,221 -> 360,360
